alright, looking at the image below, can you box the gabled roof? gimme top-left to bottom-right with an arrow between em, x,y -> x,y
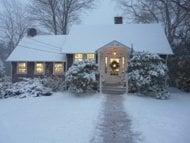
7,35 -> 66,62
63,24 -> 173,54
7,24 -> 173,62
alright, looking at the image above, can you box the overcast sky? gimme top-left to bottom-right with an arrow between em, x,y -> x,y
12,0 -> 123,26
81,0 -> 123,25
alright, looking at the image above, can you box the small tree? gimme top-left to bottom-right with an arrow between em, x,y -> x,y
128,51 -> 169,99
65,61 -> 98,95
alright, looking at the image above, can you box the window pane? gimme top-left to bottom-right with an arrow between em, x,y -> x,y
54,63 -> 64,75
35,63 -> 45,74
17,63 -> 27,74
75,54 -> 83,59
87,54 -> 95,60
74,53 -> 83,62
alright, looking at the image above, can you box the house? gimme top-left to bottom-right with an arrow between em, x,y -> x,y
7,17 -> 173,88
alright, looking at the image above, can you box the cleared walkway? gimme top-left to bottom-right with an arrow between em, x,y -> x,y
92,94 -> 135,143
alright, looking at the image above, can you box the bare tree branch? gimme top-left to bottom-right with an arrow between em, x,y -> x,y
0,0 -> 32,51
29,0 -> 95,35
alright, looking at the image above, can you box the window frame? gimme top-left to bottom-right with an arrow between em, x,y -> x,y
53,62 -> 64,75
17,62 -> 27,74
34,62 -> 45,75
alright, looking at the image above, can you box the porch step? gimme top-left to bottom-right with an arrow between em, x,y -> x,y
102,85 -> 127,95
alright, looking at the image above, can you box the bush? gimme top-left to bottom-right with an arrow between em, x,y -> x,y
168,55 -> 190,92
1,78 -> 52,99
0,76 -> 12,98
42,76 -> 66,92
128,52 -> 169,99
65,60 -> 99,95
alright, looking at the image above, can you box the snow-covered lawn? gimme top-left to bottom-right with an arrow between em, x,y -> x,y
124,88 -> 190,143
0,93 -> 104,143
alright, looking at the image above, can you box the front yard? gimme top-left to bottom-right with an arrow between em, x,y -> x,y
124,88 -> 190,143
0,93 -> 104,143
0,89 -> 190,143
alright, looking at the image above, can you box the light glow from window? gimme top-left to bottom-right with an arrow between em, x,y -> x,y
74,54 -> 83,62
17,62 -> 27,74
87,53 -> 95,61
35,63 -> 45,75
53,63 -> 64,75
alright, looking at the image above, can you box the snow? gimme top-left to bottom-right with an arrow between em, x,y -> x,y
0,93 -> 104,143
7,24 -> 173,62
7,35 -> 66,62
124,88 -> 190,143
63,24 -> 173,54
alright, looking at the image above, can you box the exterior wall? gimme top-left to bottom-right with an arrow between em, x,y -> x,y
12,62 -> 65,82
66,54 -> 74,70
95,53 -> 98,63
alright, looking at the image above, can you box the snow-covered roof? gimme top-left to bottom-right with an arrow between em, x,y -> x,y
63,24 -> 173,54
7,24 -> 173,62
7,35 -> 66,62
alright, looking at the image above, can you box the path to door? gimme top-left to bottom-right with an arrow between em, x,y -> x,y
92,94 -> 136,143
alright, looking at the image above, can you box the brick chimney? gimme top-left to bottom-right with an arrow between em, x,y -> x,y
114,17 -> 123,24
27,28 -> 37,37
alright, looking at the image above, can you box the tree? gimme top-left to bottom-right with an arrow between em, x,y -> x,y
65,61 -> 98,95
117,0 -> 190,50
0,0 -> 32,52
29,0 -> 95,35
128,51 -> 169,99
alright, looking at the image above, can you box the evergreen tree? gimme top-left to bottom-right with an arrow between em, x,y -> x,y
65,61 -> 98,95
128,51 -> 169,99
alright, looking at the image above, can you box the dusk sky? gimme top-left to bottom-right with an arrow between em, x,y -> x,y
15,0 -> 123,25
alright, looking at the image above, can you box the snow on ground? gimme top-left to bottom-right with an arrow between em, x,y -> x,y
0,92 -> 104,143
124,88 -> 190,143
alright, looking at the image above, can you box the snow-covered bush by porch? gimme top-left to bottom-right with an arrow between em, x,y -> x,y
0,78 -> 52,99
128,52 -> 169,99
65,61 -> 99,95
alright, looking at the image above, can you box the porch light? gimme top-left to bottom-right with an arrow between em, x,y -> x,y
113,52 -> 117,56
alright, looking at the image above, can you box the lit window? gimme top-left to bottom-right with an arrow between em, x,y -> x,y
74,54 -> 83,62
17,62 -> 27,74
35,63 -> 45,75
87,53 -> 95,61
53,63 -> 64,75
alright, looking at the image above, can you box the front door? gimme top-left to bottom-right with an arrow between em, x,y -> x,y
103,55 -> 125,84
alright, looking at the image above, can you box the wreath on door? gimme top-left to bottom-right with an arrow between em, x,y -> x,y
110,60 -> 120,70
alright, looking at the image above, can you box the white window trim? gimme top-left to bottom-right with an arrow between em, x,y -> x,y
17,62 -> 27,74
53,62 -> 64,75
34,62 -> 45,75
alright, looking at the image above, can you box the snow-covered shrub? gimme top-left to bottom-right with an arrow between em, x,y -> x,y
2,78 -> 52,99
42,76 -> 66,92
65,61 -> 99,95
0,76 -> 12,98
128,52 -> 169,99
